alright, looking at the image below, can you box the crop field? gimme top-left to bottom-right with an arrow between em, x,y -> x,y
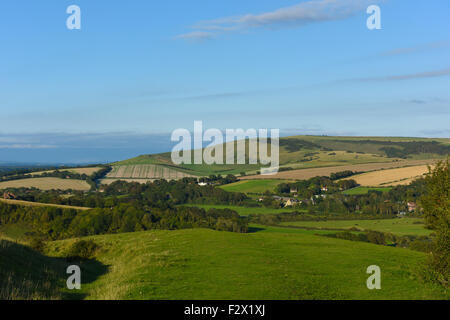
107,164 -> 195,180
280,218 -> 431,236
219,179 -> 290,194
113,136 -> 448,177
343,187 -> 392,195
180,204 -> 301,216
41,228 -> 448,300
0,177 -> 91,191
100,178 -> 156,185
30,167 -> 103,176
242,159 -> 436,180
0,198 -> 90,211
344,165 -> 432,186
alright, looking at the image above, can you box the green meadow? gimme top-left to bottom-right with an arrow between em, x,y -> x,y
280,218 -> 431,236
180,204 -> 301,216
343,187 -> 393,195
219,179 -> 288,194
40,227 -> 448,300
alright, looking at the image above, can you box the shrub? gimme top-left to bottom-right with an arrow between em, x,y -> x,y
29,237 -> 45,253
67,240 -> 98,260
366,230 -> 386,245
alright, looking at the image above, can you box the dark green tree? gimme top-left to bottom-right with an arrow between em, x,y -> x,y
420,160 -> 449,287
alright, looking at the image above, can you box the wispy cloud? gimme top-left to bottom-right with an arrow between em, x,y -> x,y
176,0 -> 376,40
174,31 -> 215,41
0,144 -> 56,149
381,40 -> 450,56
354,67 -> 450,82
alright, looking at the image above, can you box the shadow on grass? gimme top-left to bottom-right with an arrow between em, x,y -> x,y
0,239 -> 108,300
247,226 -> 266,233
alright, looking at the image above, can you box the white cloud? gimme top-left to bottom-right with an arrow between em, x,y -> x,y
176,0 -> 377,40
174,31 -> 215,41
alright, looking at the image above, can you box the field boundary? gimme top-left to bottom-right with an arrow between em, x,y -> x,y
0,198 -> 91,211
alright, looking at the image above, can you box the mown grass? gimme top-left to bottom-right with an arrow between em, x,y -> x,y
219,179 -> 289,194
280,218 -> 431,236
180,204 -> 302,216
44,228 -> 448,300
343,187 -> 392,195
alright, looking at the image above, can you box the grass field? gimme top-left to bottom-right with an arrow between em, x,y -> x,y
344,165 -> 432,186
181,204 -> 301,216
219,179 -> 289,194
42,228 -> 448,300
280,218 -> 431,236
343,187 -> 392,195
0,177 -> 91,191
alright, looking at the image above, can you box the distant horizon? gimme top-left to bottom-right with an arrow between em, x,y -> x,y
0,131 -> 448,165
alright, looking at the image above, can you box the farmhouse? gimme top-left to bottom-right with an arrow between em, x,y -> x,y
3,191 -> 17,200
407,202 -> 417,212
284,198 -> 300,207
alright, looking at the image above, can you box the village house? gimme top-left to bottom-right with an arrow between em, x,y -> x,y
3,191 -> 17,200
284,198 -> 300,207
290,188 -> 298,194
407,202 -> 417,212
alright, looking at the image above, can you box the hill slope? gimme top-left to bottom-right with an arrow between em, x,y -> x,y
43,227 -> 448,300
107,136 -> 449,180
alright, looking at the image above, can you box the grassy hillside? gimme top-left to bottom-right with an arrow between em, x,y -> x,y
180,204 -> 301,216
342,187 -> 392,195
43,227 -> 448,300
280,218 -> 432,236
219,179 -> 290,194
0,239 -> 68,300
109,136 -> 449,180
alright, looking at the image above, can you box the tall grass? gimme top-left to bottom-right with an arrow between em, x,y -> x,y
0,239 -> 63,300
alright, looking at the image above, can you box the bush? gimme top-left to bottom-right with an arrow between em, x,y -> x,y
67,240 -> 98,260
29,237 -> 45,253
366,230 -> 386,245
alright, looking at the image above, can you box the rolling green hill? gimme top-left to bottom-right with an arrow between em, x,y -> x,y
38,226 -> 448,300
109,136 -> 449,179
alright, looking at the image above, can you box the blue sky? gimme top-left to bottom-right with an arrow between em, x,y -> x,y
1,0 -> 449,162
